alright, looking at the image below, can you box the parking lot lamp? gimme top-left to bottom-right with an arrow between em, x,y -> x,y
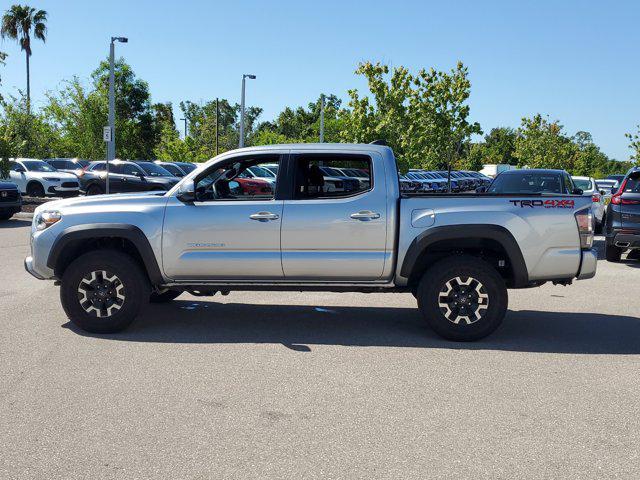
107,36 -> 128,194
239,74 -> 256,148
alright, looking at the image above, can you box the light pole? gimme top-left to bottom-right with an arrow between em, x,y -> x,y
180,117 -> 188,138
107,36 -> 127,193
239,74 -> 256,148
319,94 -> 325,143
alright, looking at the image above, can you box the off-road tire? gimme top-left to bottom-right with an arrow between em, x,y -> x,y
416,255 -> 508,341
60,249 -> 149,333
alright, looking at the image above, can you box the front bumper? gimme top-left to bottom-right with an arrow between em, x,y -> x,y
24,256 -> 46,280
0,199 -> 22,212
577,249 -> 597,280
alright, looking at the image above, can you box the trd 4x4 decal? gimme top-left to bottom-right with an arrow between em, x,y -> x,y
509,199 -> 575,208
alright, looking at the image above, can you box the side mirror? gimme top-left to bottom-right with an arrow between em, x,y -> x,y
15,167 -> 26,173
475,186 -> 487,193
572,188 -> 584,195
176,181 -> 195,203
599,189 -> 607,196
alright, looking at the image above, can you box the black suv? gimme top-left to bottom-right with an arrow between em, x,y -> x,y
605,167 -> 640,262
81,160 -> 179,195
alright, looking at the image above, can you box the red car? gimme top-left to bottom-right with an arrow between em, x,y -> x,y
233,177 -> 273,196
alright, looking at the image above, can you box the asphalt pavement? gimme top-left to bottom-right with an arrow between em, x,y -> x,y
1,218 -> 639,479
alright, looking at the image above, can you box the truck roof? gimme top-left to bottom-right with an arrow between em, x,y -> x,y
229,143 -> 394,154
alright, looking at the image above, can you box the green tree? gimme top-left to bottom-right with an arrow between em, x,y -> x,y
1,4 -> 47,109
625,125 -> 640,166
257,94 -> 344,143
179,98 -> 262,159
340,61 -> 481,171
513,114 -> 576,170
1,93 -> 59,158
43,59 -> 162,159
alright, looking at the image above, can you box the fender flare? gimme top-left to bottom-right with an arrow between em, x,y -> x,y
400,224 -> 529,287
47,223 -> 163,284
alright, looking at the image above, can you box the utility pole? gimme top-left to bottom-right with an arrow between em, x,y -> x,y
239,74 -> 256,148
319,94 -> 325,143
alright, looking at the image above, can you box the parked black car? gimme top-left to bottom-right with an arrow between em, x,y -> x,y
80,160 -> 179,195
485,169 -> 581,195
605,167 -> 640,262
0,181 -> 22,220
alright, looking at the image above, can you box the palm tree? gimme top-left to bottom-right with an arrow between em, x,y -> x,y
1,4 -> 47,110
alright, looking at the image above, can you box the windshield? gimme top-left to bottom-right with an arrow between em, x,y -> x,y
572,178 -> 593,191
23,160 -> 56,172
489,172 -> 564,194
137,162 -> 172,177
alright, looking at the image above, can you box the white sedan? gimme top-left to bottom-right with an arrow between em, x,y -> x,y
6,158 -> 80,197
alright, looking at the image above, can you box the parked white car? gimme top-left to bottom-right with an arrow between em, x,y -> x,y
6,158 -> 80,197
572,176 -> 606,233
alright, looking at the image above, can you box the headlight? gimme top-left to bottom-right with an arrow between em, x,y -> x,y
35,210 -> 62,231
43,177 -> 61,182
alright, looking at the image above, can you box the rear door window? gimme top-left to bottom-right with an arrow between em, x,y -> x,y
292,154 -> 372,199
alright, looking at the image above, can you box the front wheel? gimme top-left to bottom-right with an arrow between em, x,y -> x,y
60,250 -> 149,333
416,255 -> 508,341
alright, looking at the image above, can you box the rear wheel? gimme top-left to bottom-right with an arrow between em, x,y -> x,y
605,243 -> 622,262
0,211 -> 14,220
150,289 -> 182,303
416,255 -> 508,341
60,250 -> 149,333
26,182 -> 45,197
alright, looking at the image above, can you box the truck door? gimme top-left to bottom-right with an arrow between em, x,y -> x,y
280,151 -> 388,280
162,153 -> 286,280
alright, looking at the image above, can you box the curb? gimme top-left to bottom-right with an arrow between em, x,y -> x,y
14,212 -> 34,220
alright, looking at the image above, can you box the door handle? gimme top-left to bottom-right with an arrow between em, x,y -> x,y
350,210 -> 381,220
249,211 -> 280,221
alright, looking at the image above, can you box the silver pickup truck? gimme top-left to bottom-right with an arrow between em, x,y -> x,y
25,144 -> 597,341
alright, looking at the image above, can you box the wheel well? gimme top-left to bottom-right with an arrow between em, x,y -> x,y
53,237 -> 149,282
407,237 -> 516,288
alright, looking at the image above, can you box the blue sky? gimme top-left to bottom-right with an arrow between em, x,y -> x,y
1,0 -> 638,160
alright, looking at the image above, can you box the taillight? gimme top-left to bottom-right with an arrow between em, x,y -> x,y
591,193 -> 600,203
574,209 -> 594,249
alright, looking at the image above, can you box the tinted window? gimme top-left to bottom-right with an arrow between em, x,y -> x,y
90,163 -> 106,172
136,162 -> 171,177
122,163 -> 143,176
161,163 -> 183,176
176,162 -> 196,173
293,154 -> 372,199
194,155 -> 279,202
488,172 -> 564,194
623,175 -> 640,193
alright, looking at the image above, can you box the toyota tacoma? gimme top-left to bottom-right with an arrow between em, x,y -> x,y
25,144 -> 597,341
